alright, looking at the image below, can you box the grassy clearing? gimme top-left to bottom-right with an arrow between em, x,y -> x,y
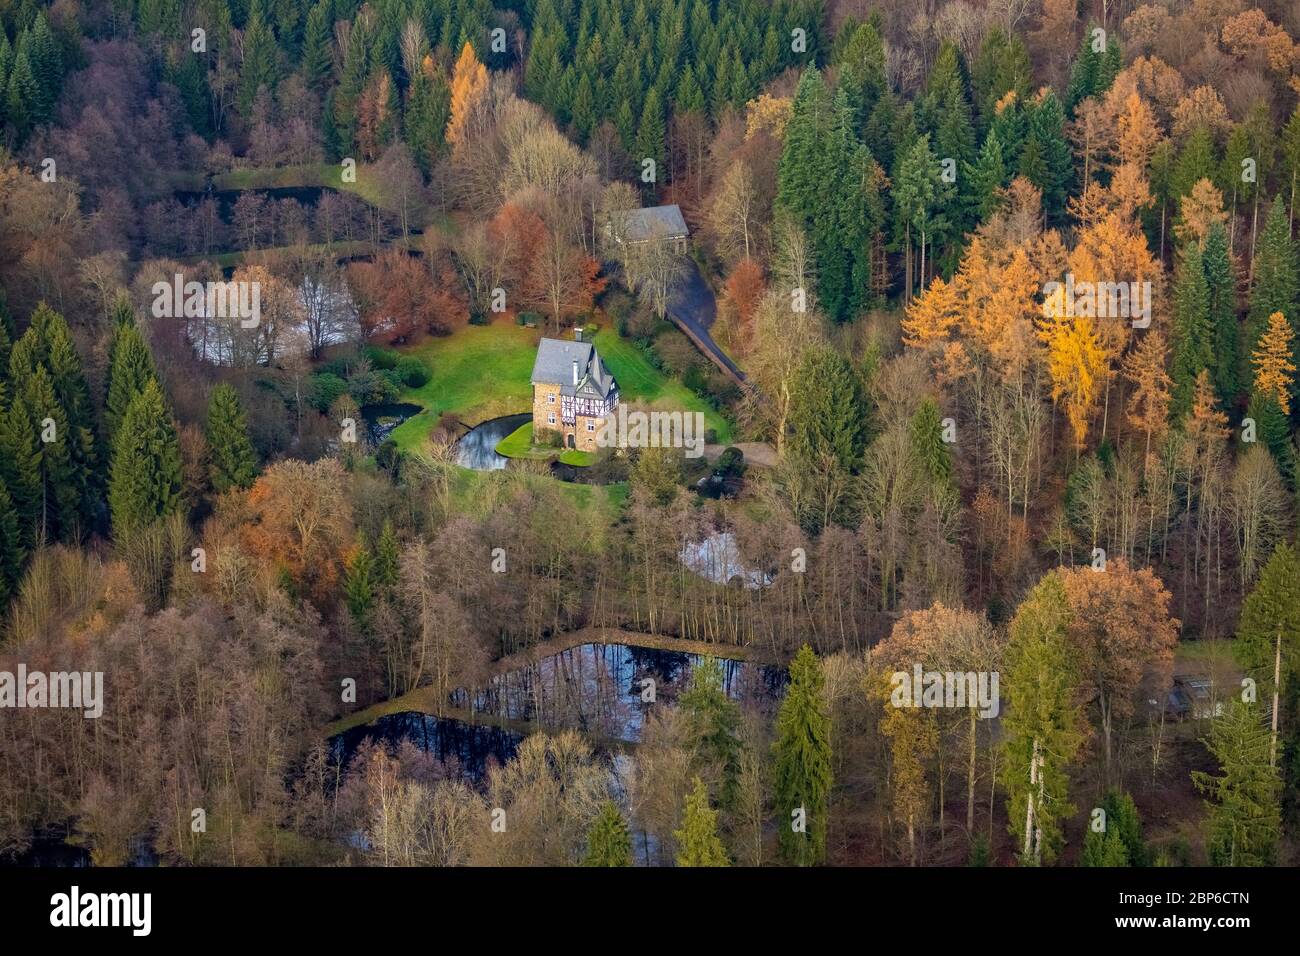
495,422 -> 595,466
591,328 -> 732,442
389,321 -> 540,450
212,163 -> 391,208
1174,638 -> 1240,668
391,320 -> 733,452
171,163 -> 455,235
495,421 -> 550,459
169,163 -> 382,205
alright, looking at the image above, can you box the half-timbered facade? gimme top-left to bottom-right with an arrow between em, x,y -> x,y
530,334 -> 619,452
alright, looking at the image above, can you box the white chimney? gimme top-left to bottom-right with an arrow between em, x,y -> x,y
572,360 -> 579,386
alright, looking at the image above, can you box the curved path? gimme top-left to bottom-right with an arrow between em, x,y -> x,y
667,259 -> 747,385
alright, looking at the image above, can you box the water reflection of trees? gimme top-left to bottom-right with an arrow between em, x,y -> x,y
464,643 -> 784,742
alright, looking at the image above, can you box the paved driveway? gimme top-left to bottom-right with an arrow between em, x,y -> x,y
667,259 -> 745,382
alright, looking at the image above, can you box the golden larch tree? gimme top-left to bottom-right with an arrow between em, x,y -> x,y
982,249 -> 1042,380
1039,310 -> 1107,450
1116,92 -> 1159,170
446,42 -> 489,148
902,274 -> 960,351
1173,178 -> 1228,246
1252,310 -> 1297,414
1122,329 -> 1173,462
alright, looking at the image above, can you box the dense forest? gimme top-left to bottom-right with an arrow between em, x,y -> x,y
1,0 -> 1299,869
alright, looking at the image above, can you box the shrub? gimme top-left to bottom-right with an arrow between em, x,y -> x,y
363,346 -> 400,370
394,355 -> 429,387
375,440 -> 400,472
655,329 -> 705,377
716,446 -> 745,477
430,412 -> 461,443
309,372 -> 348,412
683,365 -> 709,395
317,354 -> 358,378
535,427 -> 564,448
347,369 -> 399,407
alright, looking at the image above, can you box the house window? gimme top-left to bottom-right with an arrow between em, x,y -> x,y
548,393 -> 555,404
587,420 -> 595,432
548,412 -> 556,425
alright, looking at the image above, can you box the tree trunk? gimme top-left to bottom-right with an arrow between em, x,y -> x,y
1023,737 -> 1039,860
967,708 -> 977,834
1271,624 -> 1282,768
1100,692 -> 1113,784
1249,192 -> 1261,279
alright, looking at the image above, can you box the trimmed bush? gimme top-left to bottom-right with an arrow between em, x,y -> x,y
395,355 -> 430,387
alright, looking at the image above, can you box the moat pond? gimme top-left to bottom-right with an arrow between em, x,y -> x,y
330,642 -> 787,782
15,642 -> 781,866
11,835 -> 158,868
329,711 -> 524,783
173,184 -> 329,219
454,413 -> 531,470
361,402 -> 423,446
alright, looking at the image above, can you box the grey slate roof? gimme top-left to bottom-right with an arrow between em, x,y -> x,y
618,204 -> 689,243
531,338 -> 618,400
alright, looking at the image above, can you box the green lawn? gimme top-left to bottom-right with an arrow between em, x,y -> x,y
390,320 -> 733,452
496,422 -> 595,466
390,321 -> 540,450
495,421 -> 546,459
592,328 -> 732,442
560,448 -> 597,466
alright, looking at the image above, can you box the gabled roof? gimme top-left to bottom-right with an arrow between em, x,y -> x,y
617,204 -> 689,242
531,338 -> 618,400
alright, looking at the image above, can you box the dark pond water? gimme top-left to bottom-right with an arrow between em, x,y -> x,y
454,413 -> 530,470
6,835 -> 157,868
174,185 -> 329,219
451,642 -> 786,743
361,402 -> 422,446
329,643 -> 785,787
7,840 -> 89,867
329,712 -> 522,784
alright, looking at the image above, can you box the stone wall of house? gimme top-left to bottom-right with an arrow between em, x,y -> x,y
532,383 -> 562,436
574,414 -> 602,452
532,380 -> 611,453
